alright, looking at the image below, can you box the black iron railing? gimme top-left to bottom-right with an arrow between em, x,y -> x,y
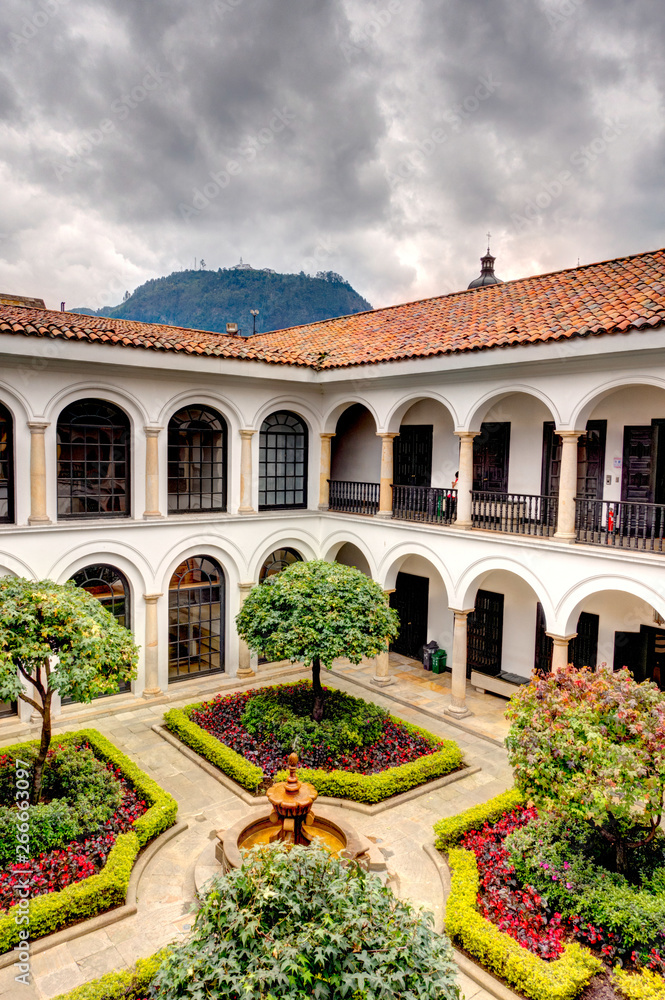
472,491 -> 557,536
328,480 -> 380,515
392,485 -> 458,525
576,498 -> 665,551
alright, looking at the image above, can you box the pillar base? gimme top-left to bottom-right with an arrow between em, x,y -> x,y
143,686 -> 163,698
453,520 -> 473,530
236,667 -> 255,679
444,703 -> 472,720
317,503 -> 329,511
238,506 -> 256,515
553,531 -> 576,543
376,510 -> 393,519
370,676 -> 395,688
28,515 -> 51,525
143,512 -> 164,520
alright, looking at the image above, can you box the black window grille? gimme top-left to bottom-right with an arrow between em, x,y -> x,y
0,403 -> 14,524
259,547 -> 303,584
57,399 -> 130,519
167,406 -> 227,514
259,411 -> 308,509
168,555 -> 225,680
68,564 -> 132,697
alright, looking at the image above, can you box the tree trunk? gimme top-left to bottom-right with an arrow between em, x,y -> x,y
312,655 -> 324,722
615,837 -> 627,876
30,690 -> 52,805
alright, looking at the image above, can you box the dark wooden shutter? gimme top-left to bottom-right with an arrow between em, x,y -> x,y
541,421 -> 606,499
569,612 -> 599,669
389,572 -> 429,659
614,630 -> 648,681
622,426 -> 655,502
467,590 -> 504,676
394,426 -> 433,487
473,423 -> 510,493
534,602 -> 553,673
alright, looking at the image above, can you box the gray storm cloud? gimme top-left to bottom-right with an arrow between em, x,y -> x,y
0,0 -> 663,310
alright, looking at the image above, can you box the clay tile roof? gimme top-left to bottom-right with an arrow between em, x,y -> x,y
0,248 -> 664,370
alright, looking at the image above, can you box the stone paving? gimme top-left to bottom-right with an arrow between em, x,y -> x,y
0,659 -> 513,1000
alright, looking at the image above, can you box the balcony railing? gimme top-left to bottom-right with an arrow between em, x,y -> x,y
391,485 -> 458,525
472,491 -> 557,537
328,480 -> 379,515
576,498 -> 665,551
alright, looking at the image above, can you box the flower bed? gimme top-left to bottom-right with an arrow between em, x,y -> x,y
435,790 -> 665,1000
164,681 -> 463,803
0,729 -> 177,953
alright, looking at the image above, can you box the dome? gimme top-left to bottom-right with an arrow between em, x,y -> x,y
468,245 -> 503,289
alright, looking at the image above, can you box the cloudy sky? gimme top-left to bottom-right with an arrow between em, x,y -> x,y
0,0 -> 663,311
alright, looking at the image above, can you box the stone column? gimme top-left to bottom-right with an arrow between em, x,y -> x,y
371,589 -> 396,687
28,421 -> 51,524
454,431 -> 476,528
238,429 -> 256,514
546,632 -> 577,674
376,432 -> 398,518
143,426 -> 163,519
318,432 -> 335,510
236,581 -> 255,678
554,430 -> 583,541
445,608 -> 475,719
143,593 -> 163,696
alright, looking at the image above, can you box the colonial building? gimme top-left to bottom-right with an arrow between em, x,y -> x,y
1,246 -> 664,727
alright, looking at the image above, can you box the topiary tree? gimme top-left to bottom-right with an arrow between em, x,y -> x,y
0,576 -> 139,803
236,560 -> 399,721
506,665 -> 665,873
152,843 -> 461,1000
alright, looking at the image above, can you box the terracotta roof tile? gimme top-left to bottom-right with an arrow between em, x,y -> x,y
0,248 -> 664,369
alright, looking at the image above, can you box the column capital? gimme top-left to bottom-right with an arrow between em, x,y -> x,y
28,420 -> 49,432
555,429 -> 585,440
376,431 -> 399,439
451,607 -> 475,619
320,431 -> 336,439
383,588 -> 395,596
143,592 -> 163,604
454,429 -> 479,440
239,428 -> 257,438
144,425 -> 163,437
239,581 -> 256,594
545,632 -> 577,644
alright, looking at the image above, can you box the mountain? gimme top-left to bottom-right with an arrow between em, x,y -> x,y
72,267 -> 372,334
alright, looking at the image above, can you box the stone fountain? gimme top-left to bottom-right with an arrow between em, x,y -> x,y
215,752 -> 377,872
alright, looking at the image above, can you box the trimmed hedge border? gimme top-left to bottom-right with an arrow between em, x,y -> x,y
436,788 -> 602,1000
0,729 -> 177,954
164,702 -> 463,804
613,968 -> 665,1000
53,948 -> 168,1000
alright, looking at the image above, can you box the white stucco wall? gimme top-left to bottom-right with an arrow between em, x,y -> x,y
331,404 -> 380,482
483,395 -> 554,496
400,400 -> 457,488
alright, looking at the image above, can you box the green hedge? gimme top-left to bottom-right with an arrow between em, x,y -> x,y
433,787 -> 524,850
0,729 -> 177,953
163,707 -> 263,792
436,788 -> 601,1000
613,968 -> 665,1000
53,949 -> 168,1000
165,705 -> 463,803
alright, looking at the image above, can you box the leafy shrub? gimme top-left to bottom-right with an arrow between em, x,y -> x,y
52,949 -> 169,1000
505,812 -> 665,960
613,967 -> 665,999
506,666 -> 665,873
433,787 -> 524,850
241,684 -> 388,757
152,843 -> 462,1000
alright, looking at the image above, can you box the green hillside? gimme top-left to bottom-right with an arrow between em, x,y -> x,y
73,267 -> 372,334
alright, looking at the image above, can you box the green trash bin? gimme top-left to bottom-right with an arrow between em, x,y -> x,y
431,649 -> 448,673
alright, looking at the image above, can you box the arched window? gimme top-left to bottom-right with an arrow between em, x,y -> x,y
57,399 -> 130,519
168,556 -> 225,680
168,406 -> 227,513
259,411 -> 308,509
68,564 -> 132,695
259,547 -> 303,583
0,403 -> 14,524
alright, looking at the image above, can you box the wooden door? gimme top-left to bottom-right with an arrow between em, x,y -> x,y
394,426 -> 433,487
467,590 -> 504,676
569,612 -> 599,669
390,572 -> 429,659
534,602 -> 553,673
473,423 -> 510,493
622,426 -> 655,502
614,630 -> 648,681
541,421 -> 606,498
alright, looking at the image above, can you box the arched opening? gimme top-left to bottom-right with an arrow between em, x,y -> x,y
385,554 -> 452,663
564,589 -> 665,690
68,564 -> 132,697
259,411 -> 308,510
0,402 -> 14,524
334,542 -> 371,577
259,547 -> 303,583
57,399 -> 130,519
329,404 -> 380,513
392,399 -> 458,524
167,405 -> 227,514
168,555 -> 225,680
